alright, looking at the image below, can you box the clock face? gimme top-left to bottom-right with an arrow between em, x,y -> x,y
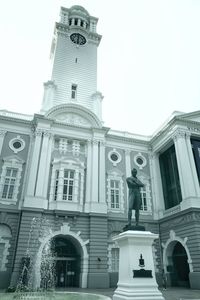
70,33 -> 86,45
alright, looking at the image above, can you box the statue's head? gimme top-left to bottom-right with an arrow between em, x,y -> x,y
131,168 -> 137,177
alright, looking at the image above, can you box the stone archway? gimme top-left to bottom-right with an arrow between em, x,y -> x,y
33,223 -> 89,289
162,230 -> 192,287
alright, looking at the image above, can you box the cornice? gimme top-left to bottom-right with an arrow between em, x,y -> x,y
159,207 -> 200,230
106,133 -> 150,146
0,114 -> 32,126
150,115 -> 200,147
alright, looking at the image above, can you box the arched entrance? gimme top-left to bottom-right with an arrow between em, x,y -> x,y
52,235 -> 80,287
171,242 -> 190,287
166,241 -> 190,287
34,223 -> 89,289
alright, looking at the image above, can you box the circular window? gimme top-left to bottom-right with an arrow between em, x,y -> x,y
134,153 -> 147,170
9,136 -> 25,153
13,141 -> 22,149
136,157 -> 144,165
108,149 -> 121,166
110,153 -> 119,162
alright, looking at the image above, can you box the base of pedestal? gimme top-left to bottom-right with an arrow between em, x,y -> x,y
112,230 -> 165,300
113,284 -> 164,300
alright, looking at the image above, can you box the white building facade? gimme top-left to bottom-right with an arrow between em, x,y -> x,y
0,5 -> 200,290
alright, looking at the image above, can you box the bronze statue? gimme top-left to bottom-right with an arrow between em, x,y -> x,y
126,168 -> 144,227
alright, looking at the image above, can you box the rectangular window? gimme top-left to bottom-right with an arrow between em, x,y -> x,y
110,180 -> 120,209
54,170 -> 59,201
159,145 -> 182,209
140,187 -> 147,211
2,168 -> 17,199
191,139 -> 200,183
111,248 -> 119,272
71,84 -> 77,100
63,170 -> 74,201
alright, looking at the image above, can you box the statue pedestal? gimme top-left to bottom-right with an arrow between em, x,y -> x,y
112,230 -> 165,300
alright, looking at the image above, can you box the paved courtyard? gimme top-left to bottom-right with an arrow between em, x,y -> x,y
63,287 -> 200,300
0,287 -> 199,299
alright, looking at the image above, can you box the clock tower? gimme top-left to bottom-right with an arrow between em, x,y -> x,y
41,5 -> 103,122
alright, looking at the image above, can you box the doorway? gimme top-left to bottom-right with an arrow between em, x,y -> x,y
52,235 -> 80,287
167,242 -> 190,287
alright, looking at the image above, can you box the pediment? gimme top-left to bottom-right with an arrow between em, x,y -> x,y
45,104 -> 102,128
2,155 -> 25,164
54,112 -> 92,127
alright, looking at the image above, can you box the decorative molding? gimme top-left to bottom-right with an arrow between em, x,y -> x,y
133,152 -> 147,170
9,135 -> 25,154
35,129 -> 43,137
160,212 -> 200,230
171,129 -> 186,141
0,155 -> 24,205
108,148 -> 122,167
162,229 -> 193,273
187,126 -> 200,133
35,221 -> 89,288
0,224 -> 12,271
0,130 -> 6,137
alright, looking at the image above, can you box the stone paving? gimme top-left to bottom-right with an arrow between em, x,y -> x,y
0,287 -> 199,299
64,287 -> 200,300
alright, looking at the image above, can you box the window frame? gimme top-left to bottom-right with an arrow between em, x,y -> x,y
0,156 -> 24,205
71,84 -> 77,100
107,170 -> 124,213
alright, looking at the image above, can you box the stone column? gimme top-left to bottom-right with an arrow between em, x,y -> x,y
99,140 -> 106,203
185,131 -> 200,197
0,130 -> 6,155
43,133 -> 53,200
85,139 -> 92,211
98,140 -> 107,213
149,151 -> 165,219
125,149 -> 131,217
90,139 -> 99,210
26,129 -> 43,197
57,167 -> 64,201
35,130 -> 52,202
172,129 -> 200,209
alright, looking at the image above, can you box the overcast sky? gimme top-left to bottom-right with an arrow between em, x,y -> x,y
0,0 -> 200,135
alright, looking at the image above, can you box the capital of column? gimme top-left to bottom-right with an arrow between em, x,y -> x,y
171,129 -> 186,142
99,139 -> 106,147
35,128 -> 43,137
148,152 -> 157,161
125,149 -> 131,156
92,138 -> 99,145
43,130 -> 52,138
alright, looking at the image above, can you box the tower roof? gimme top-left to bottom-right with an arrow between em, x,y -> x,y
69,5 -> 90,17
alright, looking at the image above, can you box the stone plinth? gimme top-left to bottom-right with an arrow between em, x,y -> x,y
113,230 -> 165,300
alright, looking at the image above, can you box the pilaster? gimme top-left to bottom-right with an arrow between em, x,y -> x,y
99,140 -> 106,203
35,130 -> 52,199
85,139 -> 92,211
0,130 -> 6,155
91,138 -> 99,203
149,151 -> 165,219
25,129 -> 43,197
